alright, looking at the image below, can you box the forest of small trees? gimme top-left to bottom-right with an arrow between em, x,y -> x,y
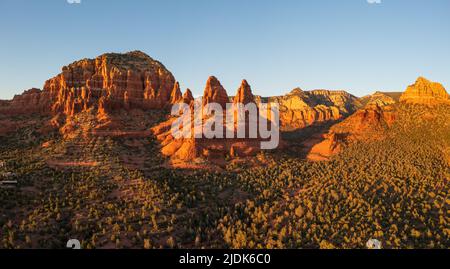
0,104 -> 449,249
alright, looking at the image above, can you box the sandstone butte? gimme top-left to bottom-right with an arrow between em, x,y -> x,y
308,77 -> 450,161
0,51 -> 181,117
400,77 -> 450,105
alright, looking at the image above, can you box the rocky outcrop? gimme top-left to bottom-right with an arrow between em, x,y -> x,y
6,50 -> 448,168
332,104 -> 396,138
1,51 -> 177,117
183,89 -> 194,105
267,88 -> 361,131
0,88 -> 50,115
169,82 -> 183,104
307,77 -> 450,162
307,104 -> 397,161
307,90 -> 362,114
202,76 -> 229,108
400,77 -> 449,105
234,80 -> 255,104
47,51 -> 177,115
360,91 -> 400,107
152,77 -> 271,164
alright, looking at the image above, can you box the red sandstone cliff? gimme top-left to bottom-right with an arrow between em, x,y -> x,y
0,51 -> 177,117
307,77 -> 450,161
152,77 -> 268,164
267,88 -> 361,131
400,77 -> 449,105
234,80 -> 255,104
202,76 -> 229,108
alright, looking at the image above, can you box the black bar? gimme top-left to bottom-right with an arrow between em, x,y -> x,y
0,250 -> 447,268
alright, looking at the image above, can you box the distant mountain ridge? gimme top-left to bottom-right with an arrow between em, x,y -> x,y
360,91 -> 402,107
308,77 -> 450,161
262,88 -> 362,131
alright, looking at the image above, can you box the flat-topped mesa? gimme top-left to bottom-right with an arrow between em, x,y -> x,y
42,51 -> 177,116
307,89 -> 362,114
309,89 -> 353,97
269,88 -> 361,131
202,76 -> 229,108
400,77 -> 449,105
234,79 -> 255,104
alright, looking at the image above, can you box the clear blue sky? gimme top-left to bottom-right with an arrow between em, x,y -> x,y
0,0 -> 449,99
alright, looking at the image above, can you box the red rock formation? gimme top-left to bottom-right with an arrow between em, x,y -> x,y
152,77 -> 274,165
183,89 -> 194,104
234,79 -> 254,104
308,90 -> 362,114
169,82 -> 183,104
307,104 -> 397,161
306,77 -> 450,162
202,76 -> 229,108
400,77 -> 449,105
2,51 -> 176,117
269,88 -> 360,131
0,88 -> 48,115
360,91 -> 400,107
332,104 -> 396,140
